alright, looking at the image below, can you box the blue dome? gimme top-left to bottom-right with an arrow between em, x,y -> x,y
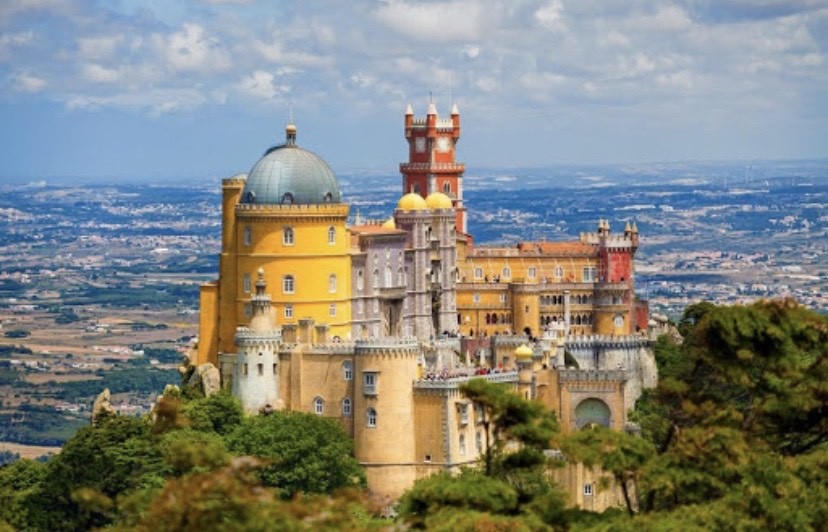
241,126 -> 341,205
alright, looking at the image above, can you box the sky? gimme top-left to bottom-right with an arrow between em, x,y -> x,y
1,0 -> 827,182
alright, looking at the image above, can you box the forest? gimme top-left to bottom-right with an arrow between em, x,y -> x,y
0,299 -> 825,531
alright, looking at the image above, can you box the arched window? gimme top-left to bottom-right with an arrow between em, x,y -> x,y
342,398 -> 352,416
283,226 -> 294,246
324,192 -> 333,203
366,407 -> 377,428
442,181 -> 451,194
413,183 -> 420,194
502,267 -> 511,279
459,434 -> 466,455
327,226 -> 336,245
283,275 -> 295,294
342,361 -> 353,380
575,398 -> 611,429
243,226 -> 252,246
282,192 -> 294,205
357,270 -> 364,291
329,274 -> 337,293
372,269 -> 379,289
384,265 -> 392,287
313,397 -> 324,415
397,267 -> 405,286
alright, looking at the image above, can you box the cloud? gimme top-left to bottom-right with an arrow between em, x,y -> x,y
10,70 -> 46,92
65,87 -> 213,115
153,23 -> 230,73
373,0 -> 488,42
236,70 -> 290,99
81,63 -> 120,83
77,35 -> 122,61
535,0 -> 565,30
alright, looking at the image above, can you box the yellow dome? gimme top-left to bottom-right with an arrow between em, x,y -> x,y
382,217 -> 396,229
425,192 -> 453,209
514,344 -> 533,359
397,193 -> 428,211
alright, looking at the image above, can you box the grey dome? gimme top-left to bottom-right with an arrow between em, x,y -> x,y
241,127 -> 341,205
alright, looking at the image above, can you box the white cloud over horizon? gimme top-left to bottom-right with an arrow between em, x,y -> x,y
0,0 -> 826,177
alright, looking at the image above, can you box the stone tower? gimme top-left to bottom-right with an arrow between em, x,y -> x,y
231,268 -> 282,414
401,101 -> 467,233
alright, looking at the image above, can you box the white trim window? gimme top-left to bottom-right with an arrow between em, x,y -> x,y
357,269 -> 364,291
555,265 -> 563,279
329,304 -> 336,317
342,398 -> 352,416
329,274 -> 337,293
243,273 -> 251,293
313,397 -> 324,415
243,226 -> 252,246
283,275 -> 295,294
327,226 -> 336,245
584,484 -> 593,496
363,371 -> 377,395
528,266 -> 537,279
502,267 -> 511,279
343,361 -> 353,380
474,267 -> 483,280
284,304 -> 293,319
283,226 -> 294,246
366,407 -> 377,427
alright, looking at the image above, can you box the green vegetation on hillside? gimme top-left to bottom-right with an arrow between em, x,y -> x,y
0,299 -> 825,530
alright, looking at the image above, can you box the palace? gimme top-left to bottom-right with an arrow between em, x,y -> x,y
194,103 -> 657,508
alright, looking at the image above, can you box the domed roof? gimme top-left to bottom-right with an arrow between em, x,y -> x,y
240,125 -> 341,206
397,193 -> 428,211
514,344 -> 533,359
425,192 -> 453,209
382,217 -> 396,229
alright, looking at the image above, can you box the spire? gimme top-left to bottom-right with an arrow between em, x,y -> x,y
451,102 -> 459,115
427,92 -> 436,115
405,103 -> 413,115
285,104 -> 297,146
249,268 -> 272,332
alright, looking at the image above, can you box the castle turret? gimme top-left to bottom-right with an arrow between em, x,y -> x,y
400,102 -> 467,233
352,339 -> 420,497
232,268 -> 283,414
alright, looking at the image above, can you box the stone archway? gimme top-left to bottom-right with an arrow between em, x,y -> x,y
574,398 -> 611,429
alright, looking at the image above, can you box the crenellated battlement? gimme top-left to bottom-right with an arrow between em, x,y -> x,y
414,370 -> 518,389
565,334 -> 651,349
222,175 -> 247,187
558,369 -> 627,382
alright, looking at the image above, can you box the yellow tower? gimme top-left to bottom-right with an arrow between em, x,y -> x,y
198,124 -> 351,365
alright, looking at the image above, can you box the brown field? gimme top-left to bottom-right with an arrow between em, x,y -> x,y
0,441 -> 61,459
24,373 -> 102,384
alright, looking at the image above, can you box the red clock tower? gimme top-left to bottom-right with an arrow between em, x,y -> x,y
401,101 -> 467,233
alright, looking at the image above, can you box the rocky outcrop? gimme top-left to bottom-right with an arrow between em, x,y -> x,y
91,388 -> 116,425
179,358 -> 221,397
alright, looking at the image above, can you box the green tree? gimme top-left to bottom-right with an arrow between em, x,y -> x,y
563,426 -> 655,516
0,459 -> 48,530
630,299 -> 828,522
29,415 -> 168,531
181,390 -> 244,435
116,458 -> 380,532
460,378 -> 559,478
225,411 -> 365,499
